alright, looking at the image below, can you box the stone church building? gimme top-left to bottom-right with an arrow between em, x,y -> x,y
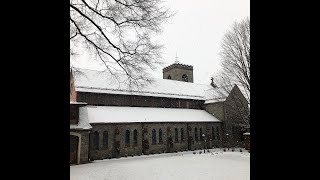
70,61 -> 249,165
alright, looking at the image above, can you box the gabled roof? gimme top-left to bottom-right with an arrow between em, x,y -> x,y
80,106 -> 221,123
204,87 -> 229,104
72,68 -> 213,100
71,68 -> 251,103
236,84 -> 250,103
204,84 -> 250,104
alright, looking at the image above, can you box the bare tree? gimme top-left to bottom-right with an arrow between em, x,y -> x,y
219,17 -> 250,101
212,18 -> 250,147
70,0 -> 173,87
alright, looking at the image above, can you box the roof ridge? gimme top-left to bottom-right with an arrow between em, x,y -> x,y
77,86 -> 204,98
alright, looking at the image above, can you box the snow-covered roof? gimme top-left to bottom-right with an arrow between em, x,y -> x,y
73,68 -> 213,100
204,84 -> 250,104
204,87 -> 228,104
70,101 -> 87,105
80,106 -> 221,123
70,107 -> 92,130
204,99 -> 226,104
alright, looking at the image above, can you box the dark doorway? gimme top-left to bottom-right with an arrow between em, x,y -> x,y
167,136 -> 173,153
188,136 -> 192,150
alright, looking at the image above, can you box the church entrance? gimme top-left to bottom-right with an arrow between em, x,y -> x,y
167,136 -> 173,153
70,135 -> 79,164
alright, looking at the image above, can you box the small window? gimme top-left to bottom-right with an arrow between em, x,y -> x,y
195,128 -> 198,141
93,131 -> 99,150
133,129 -> 138,145
175,128 -> 179,142
182,74 -> 188,82
216,127 -> 220,140
200,128 -> 203,141
125,130 -> 130,145
103,131 -> 108,148
152,129 -> 156,144
159,129 -> 163,144
181,128 -> 184,142
212,127 -> 215,140
167,75 -> 171,79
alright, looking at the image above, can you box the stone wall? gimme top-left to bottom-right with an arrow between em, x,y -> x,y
221,85 -> 249,147
163,68 -> 194,83
186,122 -> 223,150
70,130 -> 90,164
70,104 -> 79,124
89,122 -> 222,160
89,123 -> 143,159
142,122 -> 189,154
203,102 -> 225,121
77,92 -> 204,109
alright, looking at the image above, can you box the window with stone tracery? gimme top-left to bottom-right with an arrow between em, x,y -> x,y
182,74 -> 188,82
103,131 -> 108,148
125,130 -> 130,145
159,129 -> 163,144
93,131 -> 99,150
152,129 -> 156,144
133,129 -> 138,145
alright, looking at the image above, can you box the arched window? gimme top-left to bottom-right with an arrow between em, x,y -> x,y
181,128 -> 184,142
216,127 -> 220,140
103,131 -> 108,148
182,74 -> 188,82
152,129 -> 156,144
200,128 -> 203,141
125,130 -> 130,145
93,131 -> 99,150
167,75 -> 171,79
195,128 -> 198,141
159,129 -> 163,144
212,127 -> 215,140
175,128 -> 179,142
133,129 -> 138,145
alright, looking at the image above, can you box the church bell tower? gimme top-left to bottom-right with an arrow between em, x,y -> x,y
162,55 -> 194,83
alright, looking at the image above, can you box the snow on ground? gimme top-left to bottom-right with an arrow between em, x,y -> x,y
70,148 -> 250,180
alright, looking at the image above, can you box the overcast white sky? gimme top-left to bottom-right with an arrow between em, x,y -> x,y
71,0 -> 250,84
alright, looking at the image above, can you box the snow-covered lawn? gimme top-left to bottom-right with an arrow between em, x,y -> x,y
70,149 -> 250,180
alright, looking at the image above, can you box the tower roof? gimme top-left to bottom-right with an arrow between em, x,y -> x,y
163,53 -> 193,72
162,62 -> 193,73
